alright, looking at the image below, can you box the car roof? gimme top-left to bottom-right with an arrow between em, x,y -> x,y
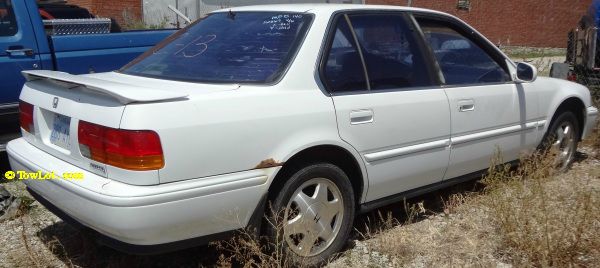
212,4 -> 446,17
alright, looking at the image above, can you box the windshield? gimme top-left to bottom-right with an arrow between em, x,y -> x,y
120,12 -> 313,84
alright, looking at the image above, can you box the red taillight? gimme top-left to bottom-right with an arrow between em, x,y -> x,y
567,73 -> 577,82
78,121 -> 164,171
19,101 -> 34,133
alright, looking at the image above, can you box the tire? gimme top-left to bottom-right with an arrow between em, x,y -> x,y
541,111 -> 580,171
266,163 -> 355,267
550,62 -> 570,80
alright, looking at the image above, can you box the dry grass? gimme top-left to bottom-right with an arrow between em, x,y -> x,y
358,191 -> 502,267
212,212 -> 290,268
483,153 -> 599,266
349,120 -> 600,267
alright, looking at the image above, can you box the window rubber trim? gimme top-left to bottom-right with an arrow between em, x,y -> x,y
343,14 -> 371,90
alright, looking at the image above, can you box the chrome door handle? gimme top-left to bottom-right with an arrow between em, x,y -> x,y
458,99 -> 475,112
459,104 -> 475,112
350,109 -> 374,125
6,48 -> 34,57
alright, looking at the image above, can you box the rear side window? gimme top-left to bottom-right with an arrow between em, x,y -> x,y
323,18 -> 368,92
348,14 -> 434,90
0,0 -> 18,37
322,13 -> 435,93
417,19 -> 510,85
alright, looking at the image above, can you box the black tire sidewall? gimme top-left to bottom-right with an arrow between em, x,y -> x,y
267,163 -> 355,267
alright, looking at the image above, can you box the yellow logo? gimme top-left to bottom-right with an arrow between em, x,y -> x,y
3,170 -> 84,180
4,171 -> 15,180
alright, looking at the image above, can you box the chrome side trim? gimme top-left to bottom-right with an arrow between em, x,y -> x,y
0,102 -> 18,110
364,120 -> 545,162
0,102 -> 19,116
364,139 -> 449,162
583,106 -> 599,139
536,119 -> 547,128
452,122 -> 539,145
588,106 -> 599,116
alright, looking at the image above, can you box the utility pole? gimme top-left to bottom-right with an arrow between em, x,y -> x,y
407,0 -> 413,6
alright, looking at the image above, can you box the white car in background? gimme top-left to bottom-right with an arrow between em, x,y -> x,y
7,4 -> 598,266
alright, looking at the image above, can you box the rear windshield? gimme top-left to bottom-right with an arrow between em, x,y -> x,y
120,12 -> 313,84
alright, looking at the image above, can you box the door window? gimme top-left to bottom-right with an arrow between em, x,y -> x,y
322,13 -> 435,93
417,18 -> 510,85
0,0 -> 17,36
323,18 -> 368,92
348,14 -> 434,90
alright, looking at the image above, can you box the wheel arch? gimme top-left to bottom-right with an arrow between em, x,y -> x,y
547,96 -> 586,140
267,144 -> 368,207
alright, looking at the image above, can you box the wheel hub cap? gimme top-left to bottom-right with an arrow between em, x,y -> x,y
551,121 -> 576,169
283,178 -> 344,257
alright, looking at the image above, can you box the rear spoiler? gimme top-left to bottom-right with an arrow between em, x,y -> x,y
22,70 -> 188,104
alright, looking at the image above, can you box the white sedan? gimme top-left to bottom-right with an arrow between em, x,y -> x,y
7,4 -> 598,266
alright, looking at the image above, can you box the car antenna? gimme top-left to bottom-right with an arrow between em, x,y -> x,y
228,9 -> 236,20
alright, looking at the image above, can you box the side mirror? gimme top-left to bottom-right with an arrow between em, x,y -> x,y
514,62 -> 538,83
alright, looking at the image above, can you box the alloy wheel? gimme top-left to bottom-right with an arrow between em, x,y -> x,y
551,121 -> 577,170
282,178 -> 344,257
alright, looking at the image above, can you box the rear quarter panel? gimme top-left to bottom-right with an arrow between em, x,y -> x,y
119,87 -> 348,184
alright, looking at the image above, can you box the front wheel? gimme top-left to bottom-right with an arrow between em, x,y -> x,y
542,111 -> 580,171
267,163 -> 355,267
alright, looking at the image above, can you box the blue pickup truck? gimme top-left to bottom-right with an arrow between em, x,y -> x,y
0,0 -> 174,148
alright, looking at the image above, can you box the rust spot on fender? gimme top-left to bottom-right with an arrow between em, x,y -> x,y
254,158 -> 284,169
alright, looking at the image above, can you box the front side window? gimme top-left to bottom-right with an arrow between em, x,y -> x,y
121,12 -> 312,84
417,18 -> 509,85
0,0 -> 18,37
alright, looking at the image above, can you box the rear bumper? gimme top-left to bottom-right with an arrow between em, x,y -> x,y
7,138 -> 274,247
583,106 -> 599,139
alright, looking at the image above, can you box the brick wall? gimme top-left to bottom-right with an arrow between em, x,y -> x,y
368,0 -> 592,48
67,0 -> 141,26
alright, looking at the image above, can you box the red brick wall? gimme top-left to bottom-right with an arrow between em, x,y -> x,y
67,0 -> 141,26
368,0 -> 592,48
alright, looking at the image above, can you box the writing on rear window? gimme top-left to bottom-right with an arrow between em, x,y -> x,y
263,14 -> 304,30
121,12 -> 312,84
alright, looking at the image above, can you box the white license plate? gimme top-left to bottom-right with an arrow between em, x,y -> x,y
50,114 -> 71,150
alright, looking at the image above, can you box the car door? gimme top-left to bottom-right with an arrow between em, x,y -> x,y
0,0 -> 41,107
322,12 -> 451,202
414,16 -> 540,180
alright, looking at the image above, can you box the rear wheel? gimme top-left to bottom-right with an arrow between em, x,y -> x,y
267,163 -> 355,267
542,112 -> 580,171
